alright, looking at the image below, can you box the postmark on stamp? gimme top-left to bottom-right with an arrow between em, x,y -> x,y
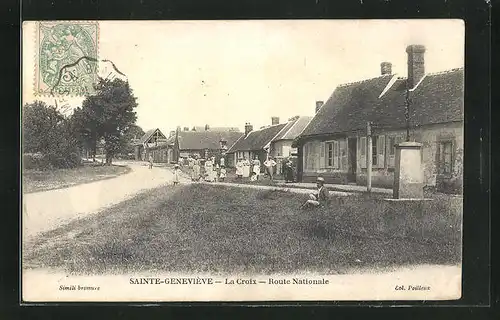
35,21 -> 99,96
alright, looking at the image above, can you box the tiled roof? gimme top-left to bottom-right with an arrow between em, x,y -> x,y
192,126 -> 240,132
273,116 -> 313,141
300,75 -> 393,136
227,123 -> 287,153
299,68 -> 464,138
175,131 -> 244,150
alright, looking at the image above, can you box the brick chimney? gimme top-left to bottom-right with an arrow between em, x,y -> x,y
380,62 -> 392,75
244,122 -> 253,136
271,117 -> 279,125
205,124 -> 210,131
315,101 -> 324,114
406,44 -> 426,89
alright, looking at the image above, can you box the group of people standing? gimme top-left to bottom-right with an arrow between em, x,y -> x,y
187,154 -> 227,182
235,155 -> 287,182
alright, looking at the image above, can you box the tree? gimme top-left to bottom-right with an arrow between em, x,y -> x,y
22,101 -> 81,169
23,101 -> 64,154
125,124 -> 146,140
71,104 -> 99,161
77,78 -> 138,165
120,124 -> 145,158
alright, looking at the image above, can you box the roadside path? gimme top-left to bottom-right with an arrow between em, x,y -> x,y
22,162 -> 189,240
201,181 -> 353,196
274,182 -> 392,194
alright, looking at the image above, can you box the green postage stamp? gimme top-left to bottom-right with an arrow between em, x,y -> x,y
35,21 -> 99,96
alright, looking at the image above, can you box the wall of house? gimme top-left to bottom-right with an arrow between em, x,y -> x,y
300,122 -> 463,193
270,140 -> 296,158
270,140 -> 297,176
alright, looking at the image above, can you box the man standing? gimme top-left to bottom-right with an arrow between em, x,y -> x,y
264,157 -> 277,181
301,177 -> 329,209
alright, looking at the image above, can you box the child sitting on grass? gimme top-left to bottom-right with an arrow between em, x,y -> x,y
250,171 -> 257,182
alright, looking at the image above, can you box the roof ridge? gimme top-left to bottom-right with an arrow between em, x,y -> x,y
274,118 -> 300,141
425,67 -> 464,77
337,74 -> 392,88
252,122 -> 285,132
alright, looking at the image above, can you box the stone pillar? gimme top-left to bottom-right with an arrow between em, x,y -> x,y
393,142 -> 424,199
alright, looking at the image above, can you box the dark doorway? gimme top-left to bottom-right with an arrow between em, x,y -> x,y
347,138 -> 357,183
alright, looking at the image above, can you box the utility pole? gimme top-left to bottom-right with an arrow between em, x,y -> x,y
366,121 -> 372,193
405,81 -> 411,142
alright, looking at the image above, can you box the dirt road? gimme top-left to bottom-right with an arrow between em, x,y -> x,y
22,162 -> 188,240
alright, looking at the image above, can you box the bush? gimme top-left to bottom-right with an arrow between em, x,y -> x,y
437,177 -> 463,195
23,153 -> 50,170
23,101 -> 83,170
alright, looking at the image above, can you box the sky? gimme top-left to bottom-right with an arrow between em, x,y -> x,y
23,20 -> 464,135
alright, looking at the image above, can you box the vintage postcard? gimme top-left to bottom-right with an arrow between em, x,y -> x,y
21,20 -> 464,302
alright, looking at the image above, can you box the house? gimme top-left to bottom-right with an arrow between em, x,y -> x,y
268,116 -> 313,175
150,126 -> 243,165
269,116 -> 313,158
226,117 -> 293,169
134,128 -> 168,161
294,44 -> 464,193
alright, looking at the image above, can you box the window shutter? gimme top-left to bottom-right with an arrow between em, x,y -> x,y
436,141 -> 442,174
341,139 -> 348,171
388,137 -> 395,167
377,135 -> 385,168
319,142 -> 325,169
334,140 -> 340,169
359,137 -> 367,169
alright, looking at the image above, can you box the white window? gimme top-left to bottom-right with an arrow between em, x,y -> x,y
359,135 -> 385,168
325,141 -> 339,169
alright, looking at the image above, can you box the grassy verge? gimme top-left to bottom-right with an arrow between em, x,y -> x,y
22,163 -> 131,193
23,184 -> 461,275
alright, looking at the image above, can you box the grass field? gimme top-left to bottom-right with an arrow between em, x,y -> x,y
23,183 -> 461,275
22,163 -> 131,193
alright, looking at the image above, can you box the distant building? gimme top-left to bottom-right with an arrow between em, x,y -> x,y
294,44 -> 464,193
149,126 -> 243,164
226,116 -> 311,172
134,128 -> 168,161
267,116 -> 313,175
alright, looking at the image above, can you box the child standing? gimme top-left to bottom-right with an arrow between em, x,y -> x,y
148,154 -> 154,169
172,164 -> 181,185
219,165 -> 227,182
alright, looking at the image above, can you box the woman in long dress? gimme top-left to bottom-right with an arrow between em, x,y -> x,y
252,156 -> 261,180
242,157 -> 251,178
235,158 -> 244,180
284,159 -> 294,182
211,157 -> 218,182
204,158 -> 213,182
192,156 -> 201,181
